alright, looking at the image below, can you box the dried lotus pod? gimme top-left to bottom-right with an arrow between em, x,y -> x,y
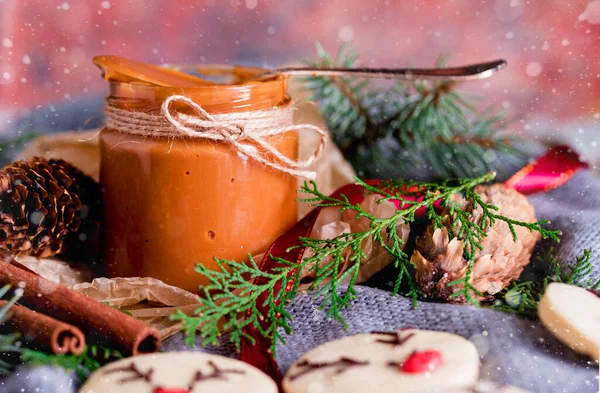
410,184 -> 540,303
0,157 -> 101,259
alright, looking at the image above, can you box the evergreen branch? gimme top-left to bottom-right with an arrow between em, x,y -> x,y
21,345 -> 123,380
304,43 -> 372,149
440,184 -> 561,305
447,261 -> 484,306
1,286 -> 123,379
172,256 -> 301,351
0,285 -> 22,375
437,134 -> 513,150
304,44 -> 528,179
0,131 -> 40,165
562,249 -> 600,290
490,248 -> 598,317
176,173 -> 559,353
102,301 -> 133,316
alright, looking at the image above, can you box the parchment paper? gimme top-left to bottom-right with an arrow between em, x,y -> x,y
71,277 -> 200,339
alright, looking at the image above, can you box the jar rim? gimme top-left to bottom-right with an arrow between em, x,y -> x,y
107,64 -> 290,113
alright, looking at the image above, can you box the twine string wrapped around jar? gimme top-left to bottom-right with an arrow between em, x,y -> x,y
104,95 -> 328,180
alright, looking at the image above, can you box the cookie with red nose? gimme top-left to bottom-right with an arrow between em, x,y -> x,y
79,352 -> 277,393
282,328 -> 480,393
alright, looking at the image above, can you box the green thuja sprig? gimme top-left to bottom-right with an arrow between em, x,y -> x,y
444,185 -> 561,305
174,172 -> 560,353
175,255 -> 303,350
491,248 -> 599,317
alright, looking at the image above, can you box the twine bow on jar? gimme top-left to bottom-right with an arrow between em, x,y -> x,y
104,95 -> 328,180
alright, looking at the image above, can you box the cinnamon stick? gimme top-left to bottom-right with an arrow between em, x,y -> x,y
0,256 -> 160,355
0,300 -> 85,355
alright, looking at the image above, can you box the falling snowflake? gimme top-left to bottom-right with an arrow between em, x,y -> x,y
526,62 -> 542,77
338,26 -> 354,42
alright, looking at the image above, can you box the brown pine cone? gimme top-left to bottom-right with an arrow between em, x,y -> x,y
0,157 -> 101,259
410,184 -> 540,303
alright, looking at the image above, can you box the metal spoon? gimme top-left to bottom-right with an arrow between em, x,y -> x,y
255,59 -> 507,82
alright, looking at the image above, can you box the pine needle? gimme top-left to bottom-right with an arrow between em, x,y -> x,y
304,43 -> 528,179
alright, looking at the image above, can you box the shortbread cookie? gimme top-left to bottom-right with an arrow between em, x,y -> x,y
79,352 -> 277,393
538,282 -> 600,361
282,329 -> 479,393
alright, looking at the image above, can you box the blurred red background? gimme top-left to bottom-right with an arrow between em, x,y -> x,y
1,0 -> 599,132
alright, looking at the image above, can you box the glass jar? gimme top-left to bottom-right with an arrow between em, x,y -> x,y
100,66 -> 298,292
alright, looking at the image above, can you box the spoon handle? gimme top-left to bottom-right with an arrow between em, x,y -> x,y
271,59 -> 507,81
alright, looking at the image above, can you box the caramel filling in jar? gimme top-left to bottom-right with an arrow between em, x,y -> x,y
100,66 -> 298,292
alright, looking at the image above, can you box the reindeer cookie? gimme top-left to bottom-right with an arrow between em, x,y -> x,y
282,329 -> 479,393
79,352 -> 277,393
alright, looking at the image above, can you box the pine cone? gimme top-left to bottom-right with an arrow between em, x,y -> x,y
0,157 -> 101,259
411,184 -> 540,303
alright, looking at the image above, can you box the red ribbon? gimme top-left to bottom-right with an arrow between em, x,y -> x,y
504,145 -> 587,195
239,145 -> 587,384
239,183 -> 369,383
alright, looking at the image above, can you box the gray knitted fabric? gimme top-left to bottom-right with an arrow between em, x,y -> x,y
2,170 -> 599,393
163,170 -> 600,393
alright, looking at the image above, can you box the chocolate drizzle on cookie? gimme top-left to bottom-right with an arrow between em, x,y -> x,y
103,360 -> 245,390
288,357 -> 370,380
587,288 -> 600,298
186,360 -> 246,389
104,362 -> 155,384
373,328 -> 415,347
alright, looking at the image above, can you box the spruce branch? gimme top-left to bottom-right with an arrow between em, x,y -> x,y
304,43 -> 372,149
490,248 -> 598,317
175,173 -> 559,353
304,43 -> 528,179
